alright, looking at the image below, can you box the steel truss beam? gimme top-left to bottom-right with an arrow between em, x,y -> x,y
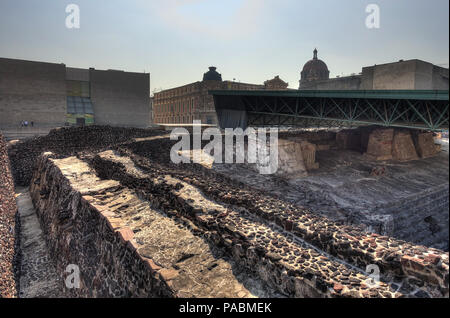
241,95 -> 449,131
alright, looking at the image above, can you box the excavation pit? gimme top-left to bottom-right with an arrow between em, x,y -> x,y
1,125 -> 449,298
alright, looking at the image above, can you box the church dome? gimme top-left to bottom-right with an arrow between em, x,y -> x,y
300,49 -> 330,83
203,66 -> 222,81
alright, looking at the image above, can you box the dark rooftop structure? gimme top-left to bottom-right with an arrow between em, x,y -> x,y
203,66 -> 223,81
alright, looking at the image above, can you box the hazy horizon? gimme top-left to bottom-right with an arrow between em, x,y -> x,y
1,0 -> 448,93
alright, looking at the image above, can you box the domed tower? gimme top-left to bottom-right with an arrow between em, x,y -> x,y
299,49 -> 330,88
203,66 -> 222,81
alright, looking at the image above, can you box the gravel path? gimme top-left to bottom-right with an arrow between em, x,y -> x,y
16,187 -> 64,298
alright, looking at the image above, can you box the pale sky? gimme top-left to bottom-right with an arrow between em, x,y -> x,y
0,0 -> 448,93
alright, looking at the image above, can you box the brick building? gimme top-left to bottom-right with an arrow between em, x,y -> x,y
152,67 -> 288,125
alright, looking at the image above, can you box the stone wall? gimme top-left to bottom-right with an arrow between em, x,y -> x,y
0,58 -> 67,129
0,134 -> 19,298
29,155 -> 166,297
375,183 -> 449,251
413,132 -> 441,158
337,127 -> 441,161
392,131 -> 419,161
8,125 -> 165,186
365,129 -> 395,161
276,139 -> 318,177
29,154 -> 279,297
90,69 -> 150,128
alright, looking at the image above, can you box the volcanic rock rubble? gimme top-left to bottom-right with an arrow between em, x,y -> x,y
8,125 -> 167,186
0,134 -> 19,298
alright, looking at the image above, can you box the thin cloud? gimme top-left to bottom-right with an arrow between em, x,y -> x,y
148,0 -> 270,39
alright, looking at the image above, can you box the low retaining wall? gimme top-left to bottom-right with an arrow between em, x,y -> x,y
0,134 -> 19,298
375,183 -> 449,251
30,154 -> 172,297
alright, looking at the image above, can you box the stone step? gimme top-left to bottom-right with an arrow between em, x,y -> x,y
378,185 -> 449,214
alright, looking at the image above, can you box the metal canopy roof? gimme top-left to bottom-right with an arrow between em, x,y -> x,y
210,89 -> 449,131
210,89 -> 449,101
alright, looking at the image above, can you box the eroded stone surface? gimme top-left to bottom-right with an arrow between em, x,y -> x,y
30,153 -> 280,298
16,126 -> 449,299
91,149 -> 448,298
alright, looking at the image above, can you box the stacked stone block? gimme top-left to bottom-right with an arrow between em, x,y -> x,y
365,129 -> 395,161
276,139 -> 318,177
392,130 -> 419,161
413,132 -> 442,158
335,126 -> 441,162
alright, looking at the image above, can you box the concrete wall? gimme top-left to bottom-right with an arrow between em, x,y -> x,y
300,75 -> 362,90
370,60 -> 417,89
432,66 -> 449,90
66,67 -> 89,82
362,60 -> 449,90
90,69 -> 150,128
0,58 -> 67,129
414,60 -> 434,89
360,66 -> 375,90
303,59 -> 449,90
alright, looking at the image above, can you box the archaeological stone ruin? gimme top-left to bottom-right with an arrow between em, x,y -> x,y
0,125 -> 448,298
